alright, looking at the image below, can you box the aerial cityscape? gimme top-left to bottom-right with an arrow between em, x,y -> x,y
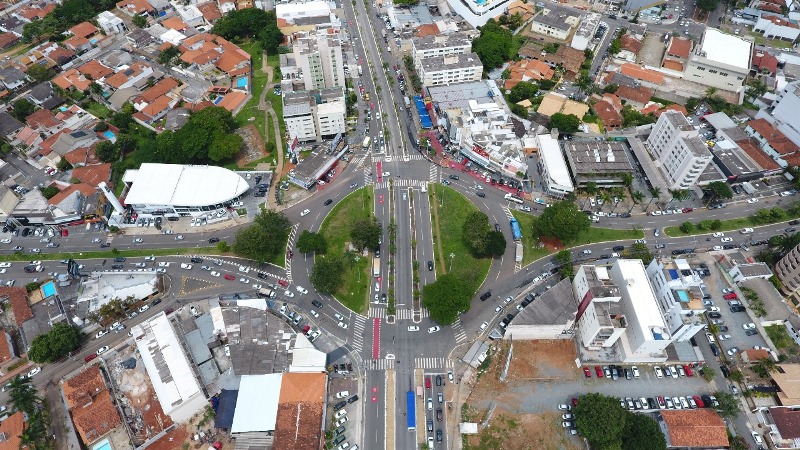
0,0 -> 797,448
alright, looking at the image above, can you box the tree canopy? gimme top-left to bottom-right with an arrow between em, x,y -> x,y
423,273 -> 474,324
212,9 -> 284,53
534,201 -> 591,243
705,181 -> 733,203
27,322 -> 81,363
23,0 -> 117,42
233,210 -> 291,263
622,411 -> 666,450
623,242 -> 653,264
296,230 -> 328,254
555,250 -> 574,279
462,211 -> 491,257
507,81 -> 539,104
350,218 -> 381,251
472,20 -> 513,69
696,0 -> 718,12
713,390 -> 741,418
11,99 -> 35,121
7,375 -> 49,448
310,255 -> 345,294
575,393 -> 627,448
550,113 -> 581,133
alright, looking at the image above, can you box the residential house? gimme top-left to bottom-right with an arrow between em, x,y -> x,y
0,286 -> 32,328
104,62 -> 156,91
175,5 -> 204,27
47,184 -> 99,218
616,34 -> 641,62
53,68 -> 92,91
503,59 -> 554,90
619,63 -> 665,87
77,60 -> 114,82
196,2 -> 222,24
0,412 -> 24,450
0,112 -> 23,140
63,366 -> 123,446
717,251 -> 774,283
125,28 -> 154,48
616,85 -> 653,110
0,32 -> 20,50
133,95 -> 176,124
760,407 -> 800,449
659,409 -> 728,448
97,11 -> 126,34
769,364 -> 800,406
0,66 -> 28,90
63,22 -> 100,52
161,16 -> 188,32
116,0 -> 155,16
132,77 -> 178,111
27,82 -> 64,109
0,328 -> 18,367
71,163 -> 111,186
536,45 -> 585,81
754,14 -> 800,41
745,118 -> 799,166
26,109 -> 62,131
16,3 -> 56,21
594,96 -> 623,129
752,48 -> 778,75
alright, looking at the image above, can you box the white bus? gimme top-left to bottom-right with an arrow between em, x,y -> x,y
504,193 -> 524,204
362,136 -> 371,150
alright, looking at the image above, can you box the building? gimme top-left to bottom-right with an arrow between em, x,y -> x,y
745,118 -> 800,166
775,243 -> 800,303
76,270 -> 159,314
616,85 -> 653,110
759,407 -> 800,449
762,81 -> 800,148
442,0 -> 511,28
645,111 -> 713,190
571,13 -> 600,51
282,88 -> 346,143
659,409 -> 729,448
503,278 -> 577,340
419,53 -> 483,87
530,5 -> 581,41
754,14 -> 800,42
275,1 -> 340,30
575,260 -> 676,362
502,59 -> 554,90
292,31 -> 345,91
770,364 -> 800,406
536,133 -> 574,197
718,251 -> 773,283
563,140 -> 634,188
62,366 -> 123,446
132,312 -> 207,423
593,97 -> 623,130
646,259 -> 708,343
0,412 -> 24,450
684,28 -> 752,98
118,163 -> 249,218
411,33 -> 473,62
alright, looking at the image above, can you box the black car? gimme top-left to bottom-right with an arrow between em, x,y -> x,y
787,228 -> 798,233
720,364 -> 731,378
152,298 -> 162,306
114,257 -> 126,262
613,246 -> 624,252
257,272 -> 268,279
436,375 -> 442,386
23,266 -> 36,273
332,435 -> 345,445
436,429 -> 443,442
476,192 -> 486,198
479,291 -> 492,301
100,243 -> 111,248
312,299 -> 323,308
253,192 -> 266,197
745,329 -> 759,336
347,395 -> 359,404
334,426 -> 346,436
619,213 -> 631,218
706,311 -> 722,319
428,261 -> 433,271
624,368 -> 632,380
375,248 -> 381,258
495,223 -> 500,231
437,408 -> 443,421
723,244 -> 737,250
333,401 -> 346,411
449,175 -> 459,180
790,220 -> 800,226
730,305 -> 746,312
208,238 -> 220,244
111,264 -> 124,269
718,325 -> 729,332
324,199 -> 333,206
190,257 -> 203,263
710,343 -> 720,356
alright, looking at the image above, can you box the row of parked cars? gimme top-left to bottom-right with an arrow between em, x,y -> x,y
620,394 -> 719,411
330,391 -> 360,450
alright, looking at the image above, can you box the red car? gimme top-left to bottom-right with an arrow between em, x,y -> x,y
723,293 -> 738,300
425,377 -> 431,389
693,395 -> 705,408
683,365 -> 693,377
85,353 -> 97,363
61,229 -> 68,237
302,325 -> 310,335
682,208 -> 694,213
595,366 -> 603,378
224,274 -> 235,280
278,279 -> 289,287
583,367 -> 592,378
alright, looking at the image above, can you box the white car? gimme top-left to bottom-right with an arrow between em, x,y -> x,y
334,410 -> 348,419
706,306 -> 720,312
296,286 -> 308,294
408,326 -> 420,332
720,237 -> 733,243
95,329 -> 109,339
310,310 -> 319,318
479,321 -> 488,331
0,239 -> 10,244
337,321 -> 348,329
427,326 -> 440,333
719,334 -> 732,340
504,296 -> 513,304
381,172 -> 390,177
742,323 -> 756,330
635,239 -> 647,244
335,390 -> 350,399
747,198 -> 759,204
712,246 -> 723,251
138,304 -> 150,312
712,232 -> 725,237
334,313 -> 345,321
239,278 -> 249,284
252,284 -> 262,290
300,209 -> 311,217
0,263 -> 10,268
210,271 -> 221,277
132,238 -> 143,243
97,345 -> 110,355
582,249 -> 592,254
180,263 -> 193,270
158,262 -> 170,267
740,228 -> 754,234
26,367 -> 41,378
284,290 -> 295,298
175,235 -> 184,240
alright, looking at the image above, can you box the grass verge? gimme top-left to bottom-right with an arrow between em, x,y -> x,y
319,187 -> 374,313
0,246 -> 220,262
430,185 -> 492,294
234,41 -> 268,144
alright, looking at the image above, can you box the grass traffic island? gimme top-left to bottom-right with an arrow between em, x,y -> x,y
318,187 -> 374,314
510,210 -> 645,267
429,185 -> 492,295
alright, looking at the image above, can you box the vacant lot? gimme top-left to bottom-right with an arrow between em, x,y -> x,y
463,340 -> 582,450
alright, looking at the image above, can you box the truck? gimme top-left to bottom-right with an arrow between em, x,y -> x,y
504,193 -> 524,204
741,181 -> 756,195
510,217 -> 522,241
258,287 -> 277,298
407,391 -> 416,430
373,257 -> 380,278
416,385 -> 423,397
357,65 -> 363,76
515,243 -> 523,262
404,96 -> 411,109
362,136 -> 371,150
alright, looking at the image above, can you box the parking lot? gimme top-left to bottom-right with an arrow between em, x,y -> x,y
328,380 -> 361,449
420,371 -> 448,448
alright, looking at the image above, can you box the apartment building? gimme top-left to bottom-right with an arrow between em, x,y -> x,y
419,53 -> 483,87
283,88 -> 346,143
684,28 -> 752,98
646,111 -> 713,190
646,258 -> 706,343
411,33 -> 472,63
774,242 -> 800,304
530,5 -> 581,40
536,133 -> 574,197
293,31 -> 345,91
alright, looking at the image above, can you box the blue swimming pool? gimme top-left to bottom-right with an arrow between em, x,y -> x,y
103,130 -> 116,141
92,438 -> 111,450
41,281 -> 56,298
236,77 -> 249,88
214,96 -> 223,105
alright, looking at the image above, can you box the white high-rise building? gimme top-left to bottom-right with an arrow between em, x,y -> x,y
283,88 -> 346,143
645,258 -> 706,343
293,31 -> 345,91
646,111 -> 713,190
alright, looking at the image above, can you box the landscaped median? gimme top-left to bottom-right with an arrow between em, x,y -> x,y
664,201 -> 800,237
317,187 -> 374,314
0,246 -> 220,262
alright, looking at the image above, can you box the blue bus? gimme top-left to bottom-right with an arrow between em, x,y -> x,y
510,218 -> 522,241
407,391 -> 416,430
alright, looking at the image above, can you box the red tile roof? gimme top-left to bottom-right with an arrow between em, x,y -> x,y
63,367 -> 122,445
752,50 -> 778,75
602,93 -> 622,111
216,90 -> 248,112
26,109 -> 61,129
70,163 -> 111,187
196,2 -> 222,22
0,329 -> 14,364
0,287 -> 31,326
620,63 -> 665,85
770,407 -> 800,439
661,409 -> 728,448
748,118 -> 799,155
17,3 -> 55,20
738,139 -> 780,171
415,23 -> 440,37
667,37 -> 692,59
619,35 -> 641,54
656,104 -> 688,117
0,412 -> 24,450
757,3 -> 782,13
53,68 -> 92,91
0,32 -> 19,49
116,0 -> 154,14
140,95 -> 172,118
162,17 -> 188,31
662,59 -> 684,71
77,60 -> 113,80
594,99 -> 623,129
616,85 -> 653,105
273,373 -> 325,450
137,77 -> 178,104
69,22 -> 99,39
47,184 -> 97,207
762,14 -> 799,28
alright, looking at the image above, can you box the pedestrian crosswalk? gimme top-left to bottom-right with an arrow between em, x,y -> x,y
451,317 -> 467,344
351,154 -> 370,169
395,309 -> 427,320
367,358 -> 396,370
404,153 -> 425,161
351,315 -> 366,352
374,179 -> 429,190
285,224 -> 298,282
363,167 -> 373,186
429,164 -> 439,183
368,308 -> 428,320
414,357 -> 453,370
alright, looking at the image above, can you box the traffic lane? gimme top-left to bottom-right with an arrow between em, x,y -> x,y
414,191 -> 436,286
393,186 -> 413,309
364,370 -> 386,450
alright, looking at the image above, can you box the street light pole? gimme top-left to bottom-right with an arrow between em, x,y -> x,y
449,253 -> 455,272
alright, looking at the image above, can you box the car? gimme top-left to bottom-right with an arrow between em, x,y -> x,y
239,278 -> 249,284
706,311 -> 722,319
26,367 -> 41,378
706,306 -> 720,313
335,390 -> 350,399
427,326 -> 440,333
408,326 -> 419,332
726,346 -> 739,356
631,366 -> 640,378
428,260 -> 433,271
133,238 -> 143,243
337,321 -> 348,329
719,334 -> 732,340
747,198 -> 759,204
745,329 -> 759,336
296,286 -> 308,294
97,345 -> 110,355
85,353 -> 98,362
723,293 -> 738,300
95,329 -> 109,339
311,299 -> 323,308
300,209 -> 310,217
138,304 -> 150,313
285,290 -> 295,298
654,366 -> 664,378
712,232 -> 725,237
740,228 -> 754,234
712,245 -> 724,251
583,367 -> 591,378
595,366 -> 603,377
743,322 -> 756,330
730,305 -> 746,312
479,321 -> 488,331
427,398 -> 433,410
582,249 -> 592,254
476,191 -> 486,198
224,274 -> 235,280
558,404 -> 572,411
175,235 -> 184,240
720,237 -> 733,243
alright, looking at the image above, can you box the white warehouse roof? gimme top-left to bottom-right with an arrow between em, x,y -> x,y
700,28 -> 752,71
124,163 -> 249,207
538,134 -> 574,191
232,374 -> 282,434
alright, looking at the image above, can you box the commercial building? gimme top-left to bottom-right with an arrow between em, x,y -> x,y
645,259 -> 707,343
275,1 -> 340,30
443,0 -> 511,28
419,53 -> 483,87
575,259 -> 675,362
282,87 -> 346,143
292,31 -> 345,91
563,140 -> 634,188
718,251 -> 773,283
754,14 -> 800,42
133,312 -> 207,423
530,5 -> 581,41
684,28 -> 752,99
411,33 -> 473,62
118,163 -> 249,217
645,111 -> 713,190
536,133 -> 574,197
759,80 -> 800,148
62,366 -> 123,446
745,118 -> 800,166
570,13 -> 600,51
503,278 -> 577,340
76,270 -> 159,315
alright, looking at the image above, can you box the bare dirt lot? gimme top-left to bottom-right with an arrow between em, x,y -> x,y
235,124 -> 268,167
462,340 -> 582,450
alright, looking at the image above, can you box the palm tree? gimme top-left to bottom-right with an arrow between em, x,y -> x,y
600,192 -> 612,211
705,87 -> 718,98
19,409 -> 50,450
647,187 -> 661,212
630,191 -> 645,213
752,357 -> 778,378
8,375 -> 41,416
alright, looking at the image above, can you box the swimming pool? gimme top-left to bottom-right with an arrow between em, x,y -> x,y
213,96 -> 223,105
103,130 -> 117,141
236,77 -> 249,88
41,281 -> 56,298
92,438 -> 111,450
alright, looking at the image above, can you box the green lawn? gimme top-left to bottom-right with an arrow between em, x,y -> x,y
575,226 -> 643,244
765,324 -> 799,351
86,101 -> 112,119
318,187 -> 374,313
430,186 -> 492,295
234,41 -> 267,146
0,246 -> 220,262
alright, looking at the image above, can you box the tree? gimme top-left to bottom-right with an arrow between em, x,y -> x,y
699,366 -> 716,381
534,201 -> 591,244
623,243 -> 653,264
647,186 -> 662,210
7,375 -> 40,415
555,250 -> 574,279
208,132 -> 242,162
609,38 -> 622,55
575,393 -> 627,449
350,218 -> 381,251
94,140 -> 119,163
471,19 -> 513,69
310,255 -> 345,294
632,190 -> 645,204
706,181 -> 733,204
462,211 -> 491,257
26,64 -> 50,83
423,273 -> 474,324
485,230 -> 507,257
729,436 -> 750,450
132,14 -> 147,28
679,221 -> 695,234
56,158 -> 73,171
728,368 -> 744,383
212,9 -> 282,53
27,322 -> 81,363
621,173 -> 633,187
712,390 -> 741,418
39,186 -> 60,200
217,241 -> 230,252
508,81 -> 539,104
669,189 -> 690,203
11,98 -> 35,121
622,412 -> 666,450
233,210 -> 291,262
550,113 -> 580,133
751,357 -> 778,378
158,45 -> 181,65
296,230 -> 328,254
